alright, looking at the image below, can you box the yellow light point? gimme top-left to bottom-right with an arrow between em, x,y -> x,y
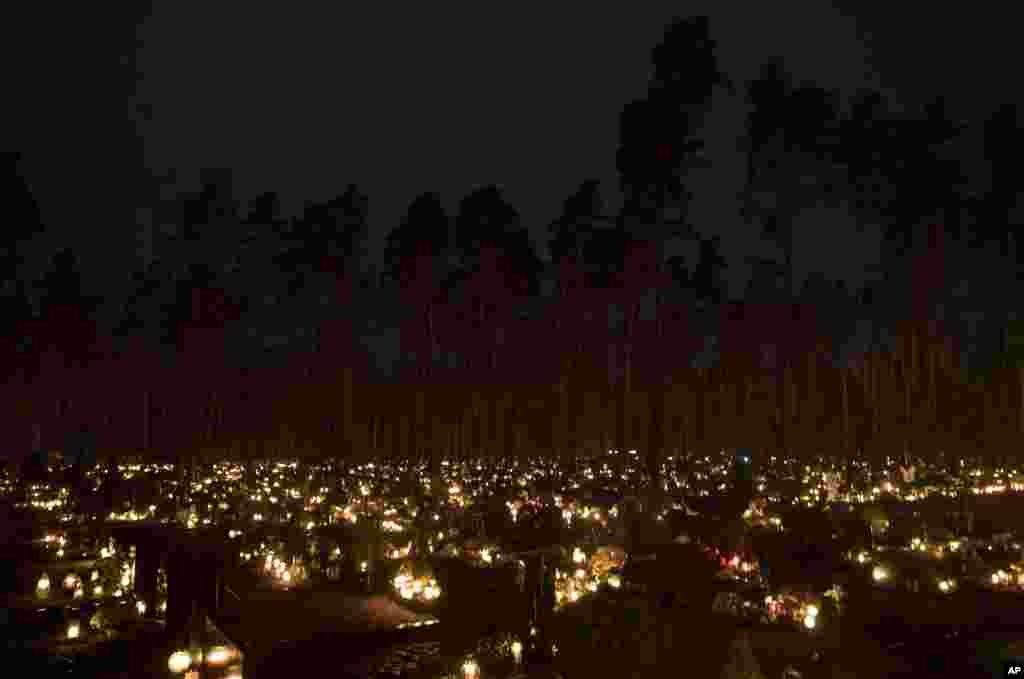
872,566 -> 888,582
67,621 -> 80,640
136,600 -> 147,615
168,650 -> 192,674
205,646 -> 232,666
37,573 -> 50,593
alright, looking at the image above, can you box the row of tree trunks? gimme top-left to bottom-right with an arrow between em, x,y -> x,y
14,326 -> 1024,469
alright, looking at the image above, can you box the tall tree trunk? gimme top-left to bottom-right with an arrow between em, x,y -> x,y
841,368 -> 849,461
904,336 -> 912,463
776,361 -> 787,462
371,413 -> 379,455
342,367 -> 354,458
1018,366 -> 1023,440
142,389 -> 151,452
807,350 -> 817,464
557,373 -> 569,468
495,391 -> 506,460
647,384 -> 665,513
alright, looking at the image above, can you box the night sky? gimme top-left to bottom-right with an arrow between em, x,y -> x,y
11,2 -> 1017,299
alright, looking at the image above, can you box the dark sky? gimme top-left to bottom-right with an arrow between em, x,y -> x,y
13,2 -> 1017,300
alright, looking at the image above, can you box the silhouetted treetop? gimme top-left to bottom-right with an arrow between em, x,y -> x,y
618,15 -> 725,236
549,179 -> 609,264
650,15 -> 732,103
246,191 -> 283,225
387,192 -> 449,261
455,185 -> 522,252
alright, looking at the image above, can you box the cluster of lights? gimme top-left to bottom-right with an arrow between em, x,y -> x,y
30,497 -> 66,511
263,552 -> 305,587
106,508 -> 155,521
392,568 -> 441,602
336,506 -> 359,524
168,645 -> 239,675
989,568 -> 1024,588
765,594 -> 820,630
553,549 -> 622,609
28,452 -> 1024,660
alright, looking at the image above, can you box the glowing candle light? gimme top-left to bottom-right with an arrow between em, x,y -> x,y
168,650 -> 191,674
461,659 -> 480,679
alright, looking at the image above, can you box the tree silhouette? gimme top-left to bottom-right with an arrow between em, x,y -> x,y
982,103 -> 1023,255
455,185 -> 518,253
693,236 -> 727,304
842,89 -> 894,222
744,63 -> 845,298
1,153 -> 44,330
274,184 -> 370,297
11,15 -> 1024,473
454,185 -> 541,296
617,15 -> 727,235
385,192 -> 449,276
881,97 -> 964,252
549,179 -> 607,265
743,60 -> 789,198
35,248 -> 91,315
179,169 -> 242,279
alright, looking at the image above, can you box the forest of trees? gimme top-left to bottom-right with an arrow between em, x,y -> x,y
3,16 -> 1024,480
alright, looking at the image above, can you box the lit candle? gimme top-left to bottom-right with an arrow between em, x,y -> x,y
461,659 -> 480,679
